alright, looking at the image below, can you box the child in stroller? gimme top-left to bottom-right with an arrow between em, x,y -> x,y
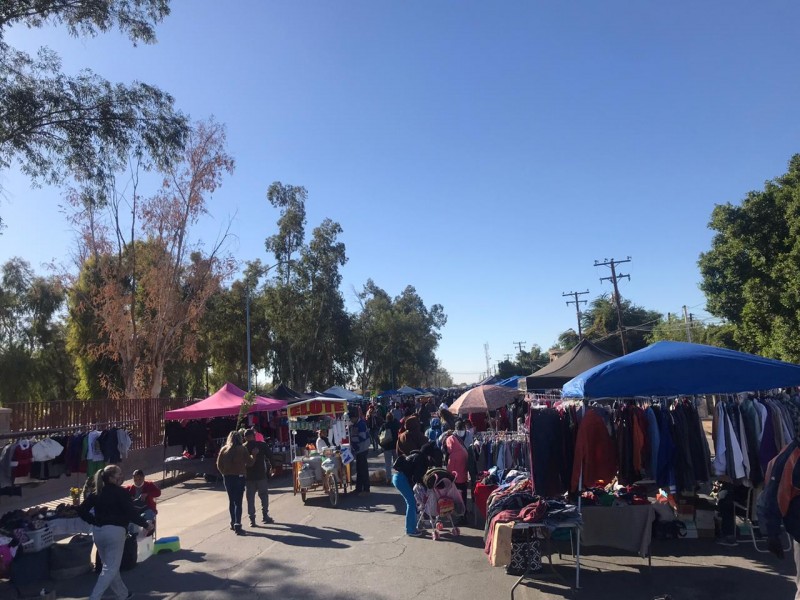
413,468 -> 466,540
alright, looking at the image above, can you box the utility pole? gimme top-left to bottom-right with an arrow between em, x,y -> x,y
683,306 -> 693,342
484,343 -> 491,380
246,284 -> 252,392
595,257 -> 631,355
504,354 -> 512,361
563,290 -> 589,338
513,341 -> 526,354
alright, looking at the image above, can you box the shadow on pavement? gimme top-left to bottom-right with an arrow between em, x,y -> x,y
512,560 -> 795,600
7,551 -> 391,600
242,522 -> 362,549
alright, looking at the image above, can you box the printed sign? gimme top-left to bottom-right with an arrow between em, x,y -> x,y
287,399 -> 347,418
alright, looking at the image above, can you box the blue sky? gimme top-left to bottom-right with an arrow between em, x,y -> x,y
2,2 -> 799,384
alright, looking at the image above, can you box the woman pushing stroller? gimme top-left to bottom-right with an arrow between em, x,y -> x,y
392,442 -> 443,537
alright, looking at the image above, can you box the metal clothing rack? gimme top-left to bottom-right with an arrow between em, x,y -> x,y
0,419 -> 139,443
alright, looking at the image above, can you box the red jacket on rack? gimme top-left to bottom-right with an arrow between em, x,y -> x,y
571,409 -> 617,491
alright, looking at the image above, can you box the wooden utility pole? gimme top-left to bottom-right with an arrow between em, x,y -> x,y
595,257 -> 631,354
513,341 -> 526,353
563,290 -> 589,339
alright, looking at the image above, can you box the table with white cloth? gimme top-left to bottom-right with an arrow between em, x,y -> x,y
580,504 -> 655,562
47,517 -> 92,536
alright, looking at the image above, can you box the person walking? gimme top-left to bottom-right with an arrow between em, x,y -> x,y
350,411 -> 371,496
77,465 -> 154,600
366,402 -> 384,452
244,428 -> 274,526
379,412 -> 401,477
392,442 -> 443,537
216,431 -> 257,535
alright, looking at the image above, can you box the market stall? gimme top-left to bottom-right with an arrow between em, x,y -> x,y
288,397 -> 351,506
162,383 -> 287,482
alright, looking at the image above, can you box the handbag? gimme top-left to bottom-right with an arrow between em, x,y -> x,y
379,427 -> 393,447
505,528 -> 542,576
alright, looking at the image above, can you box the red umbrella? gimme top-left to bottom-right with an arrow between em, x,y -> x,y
448,385 -> 520,415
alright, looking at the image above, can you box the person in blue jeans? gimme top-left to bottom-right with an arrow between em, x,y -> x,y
392,442 -> 443,537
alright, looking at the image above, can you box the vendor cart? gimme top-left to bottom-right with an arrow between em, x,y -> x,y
288,397 -> 352,506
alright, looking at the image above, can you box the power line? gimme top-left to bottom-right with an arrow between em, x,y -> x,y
563,290 -> 589,338
513,341 -> 526,353
595,257 -> 631,354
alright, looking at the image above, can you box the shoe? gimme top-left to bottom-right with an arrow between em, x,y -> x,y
233,524 -> 244,535
229,524 -> 234,531
406,530 -> 424,537
262,515 -> 275,524
249,517 -> 256,527
716,536 -> 738,547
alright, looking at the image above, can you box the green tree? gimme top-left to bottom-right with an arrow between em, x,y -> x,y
67,120 -> 234,398
580,294 -> 662,356
0,257 -> 75,403
699,155 -> 800,360
352,280 -> 446,391
261,185 -> 352,391
646,316 -> 738,349
0,0 -> 188,226
555,329 -> 580,351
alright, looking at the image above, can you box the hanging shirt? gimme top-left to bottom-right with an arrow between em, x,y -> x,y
86,430 -> 104,461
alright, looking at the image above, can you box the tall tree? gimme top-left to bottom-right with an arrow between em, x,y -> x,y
352,280 -> 446,391
68,119 -> 235,397
578,294 -> 662,356
0,0 -> 188,226
699,155 -> 800,361
0,257 -> 74,403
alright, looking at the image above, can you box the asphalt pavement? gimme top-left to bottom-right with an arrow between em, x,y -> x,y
2,452 -> 797,600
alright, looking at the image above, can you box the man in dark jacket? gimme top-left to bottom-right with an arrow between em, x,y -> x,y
244,429 -> 274,525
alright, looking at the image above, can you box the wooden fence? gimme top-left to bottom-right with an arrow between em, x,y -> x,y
5,397 -> 193,449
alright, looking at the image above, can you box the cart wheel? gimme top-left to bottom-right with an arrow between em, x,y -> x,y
328,477 -> 339,507
435,522 -> 444,531
431,531 -> 439,541
301,490 -> 307,502
452,527 -> 460,537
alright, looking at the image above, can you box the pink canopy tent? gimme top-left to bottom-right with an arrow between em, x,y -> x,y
164,382 -> 287,420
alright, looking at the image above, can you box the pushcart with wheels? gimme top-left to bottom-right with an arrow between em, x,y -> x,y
288,397 -> 352,507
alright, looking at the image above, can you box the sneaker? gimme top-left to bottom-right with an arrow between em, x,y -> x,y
249,518 -> 256,527
262,515 -> 275,524
233,524 -> 244,535
716,536 -> 738,547
406,530 -> 424,537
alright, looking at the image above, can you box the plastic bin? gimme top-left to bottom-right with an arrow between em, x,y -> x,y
25,526 -> 54,553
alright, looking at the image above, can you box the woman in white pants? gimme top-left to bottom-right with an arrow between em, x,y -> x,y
78,465 -> 154,600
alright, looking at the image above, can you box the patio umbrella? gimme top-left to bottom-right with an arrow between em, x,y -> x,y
448,385 -> 520,415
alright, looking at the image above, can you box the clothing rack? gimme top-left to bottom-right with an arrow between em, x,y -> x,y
474,430 -> 528,441
0,419 -> 139,443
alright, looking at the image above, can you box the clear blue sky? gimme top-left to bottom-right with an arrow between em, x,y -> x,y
2,2 -> 799,384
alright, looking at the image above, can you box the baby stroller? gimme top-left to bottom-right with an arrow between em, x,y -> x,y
414,469 -> 466,541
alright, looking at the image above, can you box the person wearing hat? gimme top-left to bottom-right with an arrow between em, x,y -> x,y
244,428 -> 274,526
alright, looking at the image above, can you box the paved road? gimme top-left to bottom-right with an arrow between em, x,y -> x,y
3,453 -> 797,599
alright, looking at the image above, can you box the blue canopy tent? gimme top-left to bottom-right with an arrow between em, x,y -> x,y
496,375 -> 522,388
562,341 -> 800,398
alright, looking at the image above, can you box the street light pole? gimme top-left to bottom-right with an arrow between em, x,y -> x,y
246,283 -> 252,392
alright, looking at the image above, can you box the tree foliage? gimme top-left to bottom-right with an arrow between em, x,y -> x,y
0,257 -> 75,403
0,0 -> 187,225
555,294 -> 662,356
260,184 -> 352,391
353,279 -> 447,391
67,119 -> 235,398
699,155 -> 800,361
